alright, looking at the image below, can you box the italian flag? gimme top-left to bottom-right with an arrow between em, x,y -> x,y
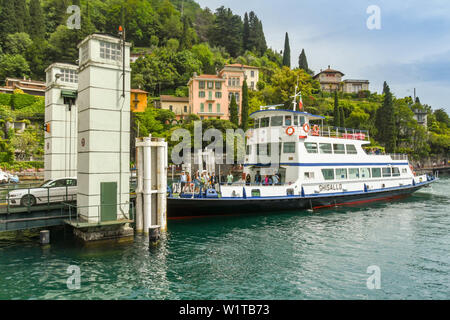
298,92 -> 303,110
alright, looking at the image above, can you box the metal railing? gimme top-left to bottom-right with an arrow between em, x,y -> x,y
0,184 -> 76,215
309,125 -> 370,141
364,152 -> 409,160
65,202 -> 134,226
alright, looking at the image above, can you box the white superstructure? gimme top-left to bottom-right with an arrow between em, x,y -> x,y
220,108 -> 426,198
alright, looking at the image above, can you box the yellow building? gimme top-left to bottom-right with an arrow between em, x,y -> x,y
130,89 -> 148,112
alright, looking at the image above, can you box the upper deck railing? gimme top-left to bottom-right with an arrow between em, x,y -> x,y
308,125 -> 370,141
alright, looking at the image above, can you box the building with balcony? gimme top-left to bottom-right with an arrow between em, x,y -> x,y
313,66 -> 370,94
186,64 -> 259,121
0,77 -> 46,96
313,66 -> 344,92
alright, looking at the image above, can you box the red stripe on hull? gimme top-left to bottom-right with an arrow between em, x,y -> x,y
312,194 -> 406,210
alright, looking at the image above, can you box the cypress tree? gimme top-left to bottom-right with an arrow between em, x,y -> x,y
0,0 -> 18,44
384,84 -> 396,152
333,91 -> 340,127
340,106 -> 345,128
375,82 -> 396,152
229,95 -> 239,126
241,79 -> 249,131
15,0 -> 30,33
243,12 -> 250,51
375,81 -> 388,143
28,0 -> 45,40
298,49 -> 308,72
282,32 -> 290,68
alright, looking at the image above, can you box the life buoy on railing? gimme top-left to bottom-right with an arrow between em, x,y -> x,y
302,123 -> 310,133
286,126 -> 295,136
312,125 -> 320,136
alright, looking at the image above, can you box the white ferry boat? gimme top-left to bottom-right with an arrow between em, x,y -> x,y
168,100 -> 437,218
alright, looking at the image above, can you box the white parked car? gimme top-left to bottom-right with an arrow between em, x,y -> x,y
8,177 -> 77,207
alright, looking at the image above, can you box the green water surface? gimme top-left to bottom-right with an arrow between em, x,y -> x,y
0,177 -> 449,299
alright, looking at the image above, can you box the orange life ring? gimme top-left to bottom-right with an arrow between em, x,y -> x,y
312,125 -> 320,136
302,123 -> 310,133
286,126 -> 295,136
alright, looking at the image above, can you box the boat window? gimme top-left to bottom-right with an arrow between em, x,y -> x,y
260,117 -> 270,128
319,143 -> 332,154
348,168 -> 359,179
251,189 -> 261,197
305,142 -> 318,153
257,143 -> 270,156
254,118 -> 260,128
346,144 -> 357,154
360,168 -> 371,178
333,144 -> 345,154
335,168 -> 347,180
382,167 -> 392,177
283,142 -> 296,153
322,169 -> 334,180
294,116 -> 298,126
246,145 -> 251,155
401,168 -> 407,174
392,167 -> 400,177
371,168 -> 381,178
299,116 -> 306,126
271,116 -> 283,126
287,188 -> 294,196
304,172 -> 315,179
285,115 -> 292,126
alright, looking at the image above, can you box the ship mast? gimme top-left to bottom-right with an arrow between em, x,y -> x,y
290,76 -> 301,111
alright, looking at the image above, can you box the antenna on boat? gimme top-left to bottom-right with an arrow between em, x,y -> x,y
290,75 -> 301,111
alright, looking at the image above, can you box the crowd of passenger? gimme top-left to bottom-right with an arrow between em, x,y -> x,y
178,170 -> 282,194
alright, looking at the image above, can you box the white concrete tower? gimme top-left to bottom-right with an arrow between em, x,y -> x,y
44,63 -> 78,181
76,34 -> 131,223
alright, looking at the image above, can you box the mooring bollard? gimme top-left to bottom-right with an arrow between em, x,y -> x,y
148,225 -> 160,243
40,230 -> 50,245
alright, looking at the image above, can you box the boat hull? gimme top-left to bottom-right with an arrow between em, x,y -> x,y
167,181 -> 435,219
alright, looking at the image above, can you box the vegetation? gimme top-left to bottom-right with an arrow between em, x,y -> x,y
0,0 -> 448,166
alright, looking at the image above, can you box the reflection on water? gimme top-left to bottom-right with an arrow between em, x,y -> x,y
0,179 -> 449,299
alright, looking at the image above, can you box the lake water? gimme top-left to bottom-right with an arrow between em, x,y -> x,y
0,177 -> 449,300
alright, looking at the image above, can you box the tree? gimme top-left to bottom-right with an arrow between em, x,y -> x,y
4,33 -> 33,55
11,130 -> 39,160
28,0 -> 46,40
333,91 -> 340,127
298,49 -> 308,72
246,11 -> 267,55
243,12 -> 250,51
241,79 -> 249,131
0,0 -> 18,44
15,0 -> 30,33
376,82 -> 396,152
0,54 -> 30,80
282,32 -> 290,68
229,95 -> 239,126
339,106 -> 345,128
210,7 -> 243,57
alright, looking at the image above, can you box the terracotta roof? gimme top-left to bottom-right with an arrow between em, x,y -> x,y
131,88 -> 148,94
160,95 -> 189,102
224,64 -> 259,69
313,66 -> 344,78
